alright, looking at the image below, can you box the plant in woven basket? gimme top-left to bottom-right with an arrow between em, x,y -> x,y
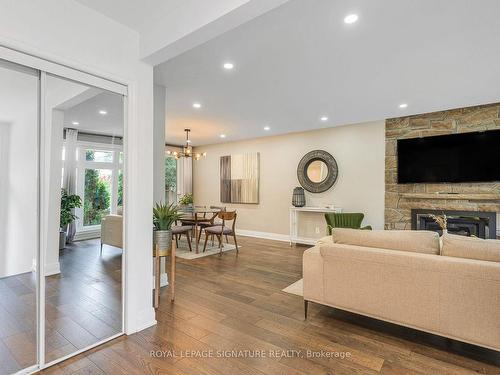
429,213 -> 448,231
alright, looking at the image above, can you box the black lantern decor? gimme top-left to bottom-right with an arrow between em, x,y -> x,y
292,187 -> 306,207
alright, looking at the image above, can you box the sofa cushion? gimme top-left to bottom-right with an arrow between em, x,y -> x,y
442,233 -> 500,262
331,228 -> 440,255
316,236 -> 334,246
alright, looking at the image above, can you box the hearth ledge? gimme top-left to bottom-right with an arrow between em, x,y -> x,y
401,193 -> 500,201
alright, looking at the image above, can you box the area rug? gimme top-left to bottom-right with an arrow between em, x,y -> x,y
282,278 -> 303,296
174,238 -> 238,259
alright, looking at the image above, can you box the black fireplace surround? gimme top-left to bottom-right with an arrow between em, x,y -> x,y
411,209 -> 497,239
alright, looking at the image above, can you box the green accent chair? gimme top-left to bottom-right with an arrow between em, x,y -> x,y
325,213 -> 372,235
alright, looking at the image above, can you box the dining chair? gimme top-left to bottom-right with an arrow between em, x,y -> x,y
202,211 -> 238,256
172,223 -> 192,251
197,206 -> 227,244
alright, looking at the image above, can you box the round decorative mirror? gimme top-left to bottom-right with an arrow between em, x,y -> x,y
297,150 -> 338,193
306,160 -> 328,183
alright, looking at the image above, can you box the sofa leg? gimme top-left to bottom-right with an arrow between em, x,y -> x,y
304,300 -> 309,320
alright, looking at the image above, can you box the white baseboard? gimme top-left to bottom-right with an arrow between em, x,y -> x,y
236,229 -> 290,243
45,261 -> 60,276
127,307 -> 157,335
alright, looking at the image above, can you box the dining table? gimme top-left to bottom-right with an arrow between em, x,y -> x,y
178,207 -> 220,253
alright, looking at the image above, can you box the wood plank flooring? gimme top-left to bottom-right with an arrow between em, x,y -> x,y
0,239 -> 121,375
39,236 -> 499,375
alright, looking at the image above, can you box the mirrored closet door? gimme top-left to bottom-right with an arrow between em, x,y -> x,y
0,48 -> 126,374
43,74 -> 125,365
0,60 -> 39,375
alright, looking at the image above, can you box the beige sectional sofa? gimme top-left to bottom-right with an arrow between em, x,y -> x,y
303,228 -> 500,351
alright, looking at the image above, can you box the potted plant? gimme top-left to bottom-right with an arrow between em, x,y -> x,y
179,193 -> 193,207
60,189 -> 82,249
153,202 -> 182,251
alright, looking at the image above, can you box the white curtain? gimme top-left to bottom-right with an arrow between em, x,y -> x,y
63,129 -> 78,242
177,157 -> 192,199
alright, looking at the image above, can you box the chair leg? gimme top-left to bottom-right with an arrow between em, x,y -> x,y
304,300 -> 309,319
198,227 -> 203,243
100,242 -> 103,255
233,233 -> 239,254
225,234 -> 229,243
203,232 -> 209,252
211,234 -> 214,246
186,231 -> 192,252
175,234 -> 179,248
218,235 -> 223,256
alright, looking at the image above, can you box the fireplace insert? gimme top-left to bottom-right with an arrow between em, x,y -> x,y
411,209 -> 497,239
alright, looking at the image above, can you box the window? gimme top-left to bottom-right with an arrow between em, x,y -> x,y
63,143 -> 123,232
118,169 -> 123,207
165,154 -> 177,203
83,168 -> 112,226
85,149 -> 113,162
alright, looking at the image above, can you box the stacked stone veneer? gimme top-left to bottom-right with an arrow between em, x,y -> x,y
385,103 -> 500,230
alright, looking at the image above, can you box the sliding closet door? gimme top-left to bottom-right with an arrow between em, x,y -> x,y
43,74 -> 124,365
0,60 -> 39,374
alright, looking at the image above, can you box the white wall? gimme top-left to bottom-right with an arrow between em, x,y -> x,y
193,121 -> 385,239
0,63 -> 38,278
0,0 -> 155,333
153,84 -> 166,204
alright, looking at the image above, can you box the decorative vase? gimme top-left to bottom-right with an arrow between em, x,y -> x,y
292,187 -> 306,207
154,229 -> 172,252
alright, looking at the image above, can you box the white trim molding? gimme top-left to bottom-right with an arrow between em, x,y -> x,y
236,229 -> 290,243
44,261 -> 60,276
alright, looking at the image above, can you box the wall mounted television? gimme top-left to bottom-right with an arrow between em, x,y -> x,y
397,129 -> 500,184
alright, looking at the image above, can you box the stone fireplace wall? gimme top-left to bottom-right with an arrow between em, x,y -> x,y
385,103 -> 500,232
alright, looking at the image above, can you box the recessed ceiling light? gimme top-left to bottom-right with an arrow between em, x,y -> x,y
98,109 -> 107,115
220,134 -> 226,138
71,121 -> 79,125
399,103 -> 408,109
223,62 -> 234,70
320,116 -> 329,122
344,14 -> 359,24
192,102 -> 202,109
263,126 -> 271,131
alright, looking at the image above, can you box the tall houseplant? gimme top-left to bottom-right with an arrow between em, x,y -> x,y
153,202 -> 182,251
60,189 -> 82,249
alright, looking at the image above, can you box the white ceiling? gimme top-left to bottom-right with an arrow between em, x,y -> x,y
74,0 -> 185,34
154,0 -> 500,146
62,91 -> 124,137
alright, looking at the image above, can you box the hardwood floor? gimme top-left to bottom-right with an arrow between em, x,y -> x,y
39,236 -> 499,375
44,239 -> 122,363
0,239 -> 121,375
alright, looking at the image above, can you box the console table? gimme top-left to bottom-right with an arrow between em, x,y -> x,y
289,206 -> 343,246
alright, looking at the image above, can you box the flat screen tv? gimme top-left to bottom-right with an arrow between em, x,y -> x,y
397,129 -> 500,184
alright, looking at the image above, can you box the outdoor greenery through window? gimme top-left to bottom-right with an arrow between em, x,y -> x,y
85,149 -> 113,162
165,155 -> 177,204
118,170 -> 123,207
83,150 -> 112,225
